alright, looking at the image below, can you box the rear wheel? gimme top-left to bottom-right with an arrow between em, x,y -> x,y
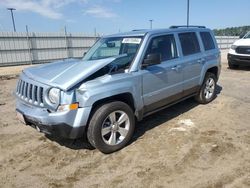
195,72 -> 217,104
87,101 -> 135,154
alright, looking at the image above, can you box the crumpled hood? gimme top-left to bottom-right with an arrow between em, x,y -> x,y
24,57 -> 116,91
234,38 -> 250,46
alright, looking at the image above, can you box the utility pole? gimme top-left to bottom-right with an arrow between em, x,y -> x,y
149,19 -> 153,29
25,25 -> 29,33
25,25 -> 33,65
187,0 -> 190,27
7,8 -> 16,32
64,26 -> 70,58
94,28 -> 97,37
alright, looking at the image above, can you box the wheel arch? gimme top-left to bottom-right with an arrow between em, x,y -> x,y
200,65 -> 219,85
85,92 -> 137,132
91,92 -> 135,112
206,67 -> 218,81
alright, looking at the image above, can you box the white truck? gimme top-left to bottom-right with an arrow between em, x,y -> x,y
228,31 -> 250,68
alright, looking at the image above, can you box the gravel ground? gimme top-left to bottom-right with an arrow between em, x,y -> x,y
0,52 -> 249,188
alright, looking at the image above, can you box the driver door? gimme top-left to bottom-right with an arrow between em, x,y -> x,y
141,34 -> 184,113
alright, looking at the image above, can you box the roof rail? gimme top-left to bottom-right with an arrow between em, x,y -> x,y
170,25 -> 206,29
132,29 -> 147,32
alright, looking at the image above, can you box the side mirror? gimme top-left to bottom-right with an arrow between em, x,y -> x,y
142,53 -> 161,68
83,52 -> 87,57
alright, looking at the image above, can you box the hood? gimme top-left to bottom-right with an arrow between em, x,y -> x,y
24,57 -> 116,91
234,38 -> 250,46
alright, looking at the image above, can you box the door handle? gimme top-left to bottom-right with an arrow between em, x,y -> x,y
197,58 -> 206,64
155,71 -> 164,75
171,65 -> 182,71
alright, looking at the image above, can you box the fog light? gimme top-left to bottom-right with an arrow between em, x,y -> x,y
57,103 -> 79,112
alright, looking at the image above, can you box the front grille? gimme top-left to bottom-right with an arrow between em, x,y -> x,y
16,79 -> 44,107
236,46 -> 250,54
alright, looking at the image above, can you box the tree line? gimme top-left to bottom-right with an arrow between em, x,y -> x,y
213,26 -> 250,36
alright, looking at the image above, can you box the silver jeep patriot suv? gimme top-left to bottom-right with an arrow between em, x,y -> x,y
15,26 -> 221,153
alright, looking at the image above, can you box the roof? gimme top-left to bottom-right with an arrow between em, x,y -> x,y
105,26 -> 211,38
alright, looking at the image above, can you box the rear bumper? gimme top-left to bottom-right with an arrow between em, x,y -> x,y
227,53 -> 250,66
16,99 -> 92,139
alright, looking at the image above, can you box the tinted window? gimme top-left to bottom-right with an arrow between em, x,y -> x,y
145,35 -> 178,62
244,32 -> 250,39
179,32 -> 200,56
200,32 -> 215,51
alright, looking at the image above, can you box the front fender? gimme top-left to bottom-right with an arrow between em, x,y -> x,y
76,74 -> 143,112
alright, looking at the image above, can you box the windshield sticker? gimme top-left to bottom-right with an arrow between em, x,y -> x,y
122,38 -> 141,44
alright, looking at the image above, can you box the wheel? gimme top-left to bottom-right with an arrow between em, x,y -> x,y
228,61 -> 239,69
195,72 -> 217,104
87,101 -> 135,154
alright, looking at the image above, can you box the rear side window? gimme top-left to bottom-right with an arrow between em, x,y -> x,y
200,32 -> 215,51
179,32 -> 200,56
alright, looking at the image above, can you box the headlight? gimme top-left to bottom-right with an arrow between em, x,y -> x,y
48,88 -> 60,104
231,45 -> 237,50
57,103 -> 79,112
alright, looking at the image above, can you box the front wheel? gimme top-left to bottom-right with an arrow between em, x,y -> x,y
195,72 -> 217,104
87,101 -> 135,154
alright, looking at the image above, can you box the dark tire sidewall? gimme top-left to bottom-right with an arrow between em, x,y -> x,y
87,101 -> 135,154
197,73 -> 217,104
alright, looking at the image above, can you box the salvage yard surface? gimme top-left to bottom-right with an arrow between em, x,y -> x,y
0,53 -> 250,188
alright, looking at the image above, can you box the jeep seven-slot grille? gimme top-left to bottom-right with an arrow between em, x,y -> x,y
236,46 -> 250,55
16,79 -> 44,106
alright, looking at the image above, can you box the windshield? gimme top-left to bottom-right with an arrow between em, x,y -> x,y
243,32 -> 250,39
83,36 -> 142,63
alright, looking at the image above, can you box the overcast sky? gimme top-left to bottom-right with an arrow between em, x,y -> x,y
0,0 -> 249,34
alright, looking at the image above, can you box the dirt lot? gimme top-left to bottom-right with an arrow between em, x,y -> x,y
0,53 -> 250,188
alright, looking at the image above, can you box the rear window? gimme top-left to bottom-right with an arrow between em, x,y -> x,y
179,32 -> 200,56
200,32 -> 215,51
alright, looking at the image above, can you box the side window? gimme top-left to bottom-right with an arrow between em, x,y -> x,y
179,32 -> 200,56
145,34 -> 178,62
120,43 -> 139,55
200,32 -> 215,51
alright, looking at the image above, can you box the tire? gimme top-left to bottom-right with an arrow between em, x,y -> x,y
82,133 -> 95,150
228,61 -> 239,69
87,101 -> 135,154
195,72 -> 217,104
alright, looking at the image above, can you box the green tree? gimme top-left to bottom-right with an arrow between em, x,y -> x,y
213,26 -> 250,36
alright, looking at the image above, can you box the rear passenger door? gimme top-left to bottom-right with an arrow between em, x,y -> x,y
178,32 -> 203,95
199,31 -> 220,75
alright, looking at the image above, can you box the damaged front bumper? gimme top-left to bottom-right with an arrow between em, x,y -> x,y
16,99 -> 92,139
